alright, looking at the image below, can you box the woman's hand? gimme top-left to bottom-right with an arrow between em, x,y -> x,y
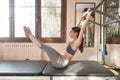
76,16 -> 84,27
86,10 -> 93,19
23,26 -> 32,37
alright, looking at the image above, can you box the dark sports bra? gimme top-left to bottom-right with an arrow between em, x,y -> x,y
65,41 -> 76,55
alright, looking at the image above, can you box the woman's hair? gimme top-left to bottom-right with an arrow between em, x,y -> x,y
71,27 -> 84,53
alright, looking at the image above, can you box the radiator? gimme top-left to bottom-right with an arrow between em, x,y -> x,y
4,43 -> 41,60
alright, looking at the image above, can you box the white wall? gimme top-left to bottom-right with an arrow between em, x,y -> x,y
0,43 -> 4,60
106,44 -> 120,67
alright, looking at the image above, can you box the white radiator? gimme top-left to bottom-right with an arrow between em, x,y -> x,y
4,43 -> 41,60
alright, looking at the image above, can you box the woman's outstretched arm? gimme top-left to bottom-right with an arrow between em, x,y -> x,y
77,11 -> 92,42
76,16 -> 83,27
72,11 -> 93,50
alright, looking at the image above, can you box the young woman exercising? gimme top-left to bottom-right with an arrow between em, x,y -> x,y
23,10 -> 92,68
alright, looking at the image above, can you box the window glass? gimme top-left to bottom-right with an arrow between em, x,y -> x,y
0,0 -> 9,37
15,0 -> 35,37
41,0 -> 61,37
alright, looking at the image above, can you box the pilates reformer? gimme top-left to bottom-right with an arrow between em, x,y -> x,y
0,60 -> 47,76
0,60 -> 115,80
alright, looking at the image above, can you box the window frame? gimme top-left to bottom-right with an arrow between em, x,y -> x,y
0,0 -> 67,43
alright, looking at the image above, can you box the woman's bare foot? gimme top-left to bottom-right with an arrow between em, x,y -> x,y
23,26 -> 32,37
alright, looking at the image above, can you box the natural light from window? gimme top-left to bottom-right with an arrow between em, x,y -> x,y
0,0 -> 9,37
15,0 -> 35,37
41,0 -> 61,37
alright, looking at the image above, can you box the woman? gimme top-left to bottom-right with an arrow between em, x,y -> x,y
23,10 -> 92,68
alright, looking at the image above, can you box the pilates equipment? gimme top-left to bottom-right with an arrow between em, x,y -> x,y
0,61 -> 115,80
89,0 -> 120,65
90,0 -> 120,26
43,61 -> 114,76
0,60 -> 47,76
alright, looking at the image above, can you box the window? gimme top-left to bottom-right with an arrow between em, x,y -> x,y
40,0 -> 66,42
105,0 -> 120,44
0,0 -> 66,43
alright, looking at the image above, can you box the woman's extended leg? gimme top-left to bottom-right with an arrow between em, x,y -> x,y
28,34 -> 69,68
23,26 -> 69,68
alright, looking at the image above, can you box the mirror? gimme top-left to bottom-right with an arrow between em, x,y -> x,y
75,2 -> 95,47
